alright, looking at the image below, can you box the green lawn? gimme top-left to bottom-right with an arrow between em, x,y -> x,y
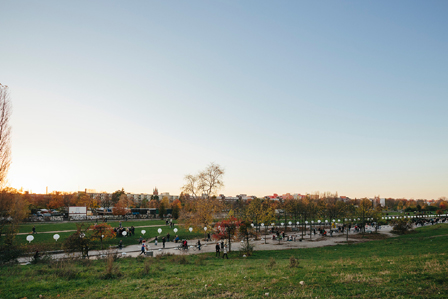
17,219 -> 174,234
1,224 -> 447,298
14,224 -> 204,252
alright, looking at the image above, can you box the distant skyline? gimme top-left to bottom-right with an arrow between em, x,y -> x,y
1,1 -> 447,199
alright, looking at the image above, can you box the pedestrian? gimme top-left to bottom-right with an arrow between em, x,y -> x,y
119,221 -> 122,228
207,233 -> 211,241
222,245 -> 228,259
118,240 -> 123,250
162,236 -> 166,248
139,236 -> 143,244
215,243 -> 220,257
155,236 -> 158,246
33,250 -> 39,261
197,240 -> 201,250
220,241 -> 224,250
32,226 -> 36,234
139,242 -> 145,255
167,233 -> 170,242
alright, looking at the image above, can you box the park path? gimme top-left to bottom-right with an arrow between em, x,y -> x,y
18,225 -> 396,264
17,224 -> 177,235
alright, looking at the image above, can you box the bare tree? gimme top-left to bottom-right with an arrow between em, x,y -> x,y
181,163 -> 224,199
0,84 -> 11,188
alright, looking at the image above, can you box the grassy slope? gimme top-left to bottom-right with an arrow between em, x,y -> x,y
1,224 -> 447,299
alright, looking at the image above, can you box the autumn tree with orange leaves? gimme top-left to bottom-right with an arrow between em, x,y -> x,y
89,223 -> 116,250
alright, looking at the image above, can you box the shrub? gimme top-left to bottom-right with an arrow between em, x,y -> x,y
103,253 -> 121,279
391,219 -> 413,235
268,257 -> 276,268
289,256 -> 299,268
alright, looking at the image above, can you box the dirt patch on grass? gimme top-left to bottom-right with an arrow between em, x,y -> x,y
215,292 -> 245,298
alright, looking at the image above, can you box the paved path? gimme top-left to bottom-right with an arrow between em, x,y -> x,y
19,225 -> 396,264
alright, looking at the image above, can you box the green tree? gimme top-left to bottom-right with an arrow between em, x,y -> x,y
111,189 -> 125,206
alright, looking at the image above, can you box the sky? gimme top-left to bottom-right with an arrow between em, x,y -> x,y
0,1 -> 447,199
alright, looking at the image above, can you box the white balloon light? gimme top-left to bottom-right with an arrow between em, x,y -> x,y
157,228 -> 162,234
53,234 -> 60,241
204,227 -> 207,231
281,222 -> 284,226
26,235 -> 34,243
174,228 -> 178,233
141,230 -> 146,235
122,231 -> 127,236
288,221 -> 292,225
189,227 -> 193,232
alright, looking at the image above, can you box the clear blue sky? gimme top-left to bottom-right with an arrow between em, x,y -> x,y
1,1 -> 447,199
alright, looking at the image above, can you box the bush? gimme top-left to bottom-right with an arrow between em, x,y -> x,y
268,257 -> 276,268
102,253 -> 121,279
391,219 -> 413,235
289,256 -> 299,268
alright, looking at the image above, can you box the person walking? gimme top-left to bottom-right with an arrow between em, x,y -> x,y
222,245 -> 228,259
139,242 -> 145,255
215,243 -> 220,257
139,236 -> 143,244
220,241 -> 224,251
155,236 -> 158,246
162,236 -> 166,249
32,226 -> 36,234
167,233 -> 170,242
197,240 -> 201,250
207,233 -> 211,241
118,240 -> 123,250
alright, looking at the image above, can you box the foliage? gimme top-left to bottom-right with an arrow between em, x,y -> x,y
391,218 -> 413,234
62,223 -> 91,257
238,220 -> 256,256
181,163 -> 224,199
113,196 -> 129,216
111,189 -> 125,206
179,196 -> 223,231
213,216 -> 241,252
89,223 -> 116,250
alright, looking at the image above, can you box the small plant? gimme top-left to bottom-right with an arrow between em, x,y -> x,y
143,258 -> 151,275
103,253 -> 121,279
195,255 -> 207,266
172,255 -> 189,265
268,257 -> 276,268
289,256 -> 299,268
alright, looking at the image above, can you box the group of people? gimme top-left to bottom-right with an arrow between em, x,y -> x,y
215,241 -> 229,259
165,218 -> 175,228
114,223 -> 135,237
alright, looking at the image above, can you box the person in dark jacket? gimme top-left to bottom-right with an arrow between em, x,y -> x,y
215,243 -> 220,257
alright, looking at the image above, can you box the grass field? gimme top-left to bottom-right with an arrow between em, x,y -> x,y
16,219 -> 174,234
13,224 -> 203,252
1,224 -> 447,298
